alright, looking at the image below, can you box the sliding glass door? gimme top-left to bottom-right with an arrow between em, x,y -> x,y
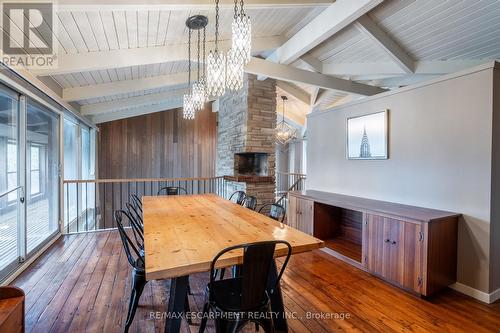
0,85 -> 60,281
26,100 -> 59,253
0,85 -> 21,277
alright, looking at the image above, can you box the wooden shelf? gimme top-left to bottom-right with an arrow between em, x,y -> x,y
324,237 -> 362,263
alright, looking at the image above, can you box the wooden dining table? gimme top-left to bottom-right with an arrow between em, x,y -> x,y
143,193 -> 324,333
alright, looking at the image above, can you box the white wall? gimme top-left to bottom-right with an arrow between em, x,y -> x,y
307,63 -> 497,293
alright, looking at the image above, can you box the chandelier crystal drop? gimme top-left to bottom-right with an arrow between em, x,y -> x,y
226,48 -> 244,91
276,95 -> 298,145
207,50 -> 226,97
231,5 -> 251,65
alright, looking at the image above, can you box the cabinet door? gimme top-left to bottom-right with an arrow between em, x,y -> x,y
298,198 -> 314,235
366,214 -> 423,293
287,195 -> 298,229
287,195 -> 313,235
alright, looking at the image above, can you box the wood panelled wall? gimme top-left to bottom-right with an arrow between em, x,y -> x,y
97,106 -> 217,179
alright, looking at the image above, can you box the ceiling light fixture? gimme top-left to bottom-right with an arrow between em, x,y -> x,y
276,95 -> 298,145
207,0 -> 226,97
183,27 -> 195,119
185,15 -> 209,116
232,0 -> 251,65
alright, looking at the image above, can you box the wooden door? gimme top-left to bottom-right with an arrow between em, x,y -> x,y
366,214 -> 423,293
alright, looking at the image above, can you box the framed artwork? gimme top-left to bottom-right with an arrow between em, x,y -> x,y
347,110 -> 389,160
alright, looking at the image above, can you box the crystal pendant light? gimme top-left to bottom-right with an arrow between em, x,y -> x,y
276,96 -> 298,145
231,0 -> 251,64
201,27 -> 209,102
207,0 -> 226,97
226,48 -> 244,91
192,81 -> 205,110
184,15 -> 209,118
183,93 -> 195,119
191,29 -> 205,110
183,27 -> 194,119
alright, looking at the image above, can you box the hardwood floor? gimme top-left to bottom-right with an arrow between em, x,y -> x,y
11,230 -> 500,333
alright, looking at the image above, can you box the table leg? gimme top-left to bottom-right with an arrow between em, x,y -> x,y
268,260 -> 288,332
165,275 -> 189,333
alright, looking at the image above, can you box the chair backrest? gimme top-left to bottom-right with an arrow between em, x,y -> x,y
209,240 -> 292,311
243,196 -> 257,210
114,210 -> 144,270
126,201 -> 144,226
130,194 -> 143,213
258,203 -> 286,222
157,186 -> 188,196
229,191 -> 246,205
125,203 -> 144,249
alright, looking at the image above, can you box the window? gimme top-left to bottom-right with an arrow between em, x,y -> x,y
63,118 -> 96,231
29,144 -> 41,196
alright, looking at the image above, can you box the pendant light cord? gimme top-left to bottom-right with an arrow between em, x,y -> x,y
203,27 -> 206,78
240,0 -> 245,15
215,0 -> 220,51
188,28 -> 192,93
197,29 -> 201,82
282,98 -> 286,122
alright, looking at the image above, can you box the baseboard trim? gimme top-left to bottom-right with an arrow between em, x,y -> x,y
489,286 -> 500,303
450,282 -> 500,304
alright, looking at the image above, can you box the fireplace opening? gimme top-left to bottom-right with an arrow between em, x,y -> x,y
235,152 -> 269,176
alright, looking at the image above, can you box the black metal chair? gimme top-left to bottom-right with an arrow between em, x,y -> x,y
198,240 -> 292,333
115,210 -> 191,332
229,191 -> 246,205
125,203 -> 144,255
243,196 -> 257,211
115,210 -> 147,333
157,186 -> 188,196
130,194 -> 143,213
258,203 -> 286,223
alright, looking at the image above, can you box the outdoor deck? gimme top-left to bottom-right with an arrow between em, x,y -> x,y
0,199 -> 56,270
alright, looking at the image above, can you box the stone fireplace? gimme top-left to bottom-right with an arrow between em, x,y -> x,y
216,74 -> 277,207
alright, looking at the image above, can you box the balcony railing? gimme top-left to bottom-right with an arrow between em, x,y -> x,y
275,173 -> 306,213
276,172 -> 306,197
63,173 -> 306,234
63,177 -> 228,234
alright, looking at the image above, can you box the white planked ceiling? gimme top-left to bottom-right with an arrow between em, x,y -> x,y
19,0 -> 500,123
311,0 -> 500,64
78,84 -> 188,105
53,7 -> 325,54
51,60 -> 191,88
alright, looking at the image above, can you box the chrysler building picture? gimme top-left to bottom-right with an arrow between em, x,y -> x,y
347,110 -> 388,160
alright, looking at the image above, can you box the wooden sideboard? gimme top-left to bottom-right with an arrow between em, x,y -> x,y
288,190 -> 460,296
0,286 -> 25,333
